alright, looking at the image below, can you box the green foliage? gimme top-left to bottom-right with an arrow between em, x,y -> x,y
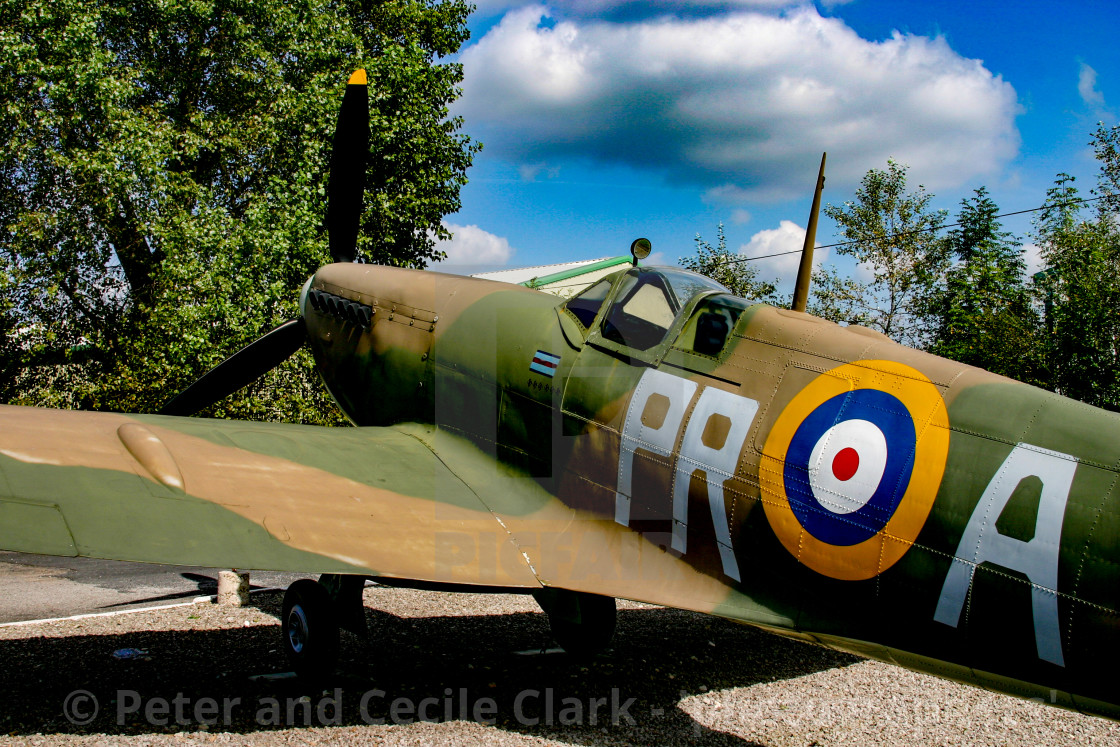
823,159 -> 948,345
681,129 -> 1119,411
1032,164 -> 1120,410
802,265 -> 872,327
1091,122 -> 1120,219
679,223 -> 780,302
0,0 -> 477,421
680,223 -> 870,326
685,139 -> 1120,411
923,188 -> 1043,384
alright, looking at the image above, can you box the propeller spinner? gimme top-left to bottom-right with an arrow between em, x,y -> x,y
160,70 -> 369,417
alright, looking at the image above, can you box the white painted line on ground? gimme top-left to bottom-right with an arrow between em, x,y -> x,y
0,586 -> 285,628
0,599 -> 205,628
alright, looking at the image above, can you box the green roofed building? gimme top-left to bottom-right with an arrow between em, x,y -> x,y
471,256 -> 634,299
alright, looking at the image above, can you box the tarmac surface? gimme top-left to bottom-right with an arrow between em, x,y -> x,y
0,556 -> 1118,745
0,551 -> 306,622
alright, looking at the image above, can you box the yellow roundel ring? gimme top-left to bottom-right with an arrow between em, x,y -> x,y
759,360 -> 949,581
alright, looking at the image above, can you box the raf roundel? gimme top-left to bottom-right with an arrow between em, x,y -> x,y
760,360 -> 950,581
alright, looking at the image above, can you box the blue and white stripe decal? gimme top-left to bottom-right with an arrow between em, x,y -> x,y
529,350 -> 560,378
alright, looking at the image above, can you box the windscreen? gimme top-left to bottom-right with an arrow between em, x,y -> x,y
598,268 -> 728,351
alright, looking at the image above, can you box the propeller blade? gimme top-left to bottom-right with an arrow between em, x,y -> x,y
327,69 -> 369,264
160,319 -> 308,416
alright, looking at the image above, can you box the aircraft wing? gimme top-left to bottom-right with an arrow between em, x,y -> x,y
0,404 -> 540,587
0,404 -> 760,619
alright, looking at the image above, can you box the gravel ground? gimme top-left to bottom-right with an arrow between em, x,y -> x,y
0,585 -> 1116,746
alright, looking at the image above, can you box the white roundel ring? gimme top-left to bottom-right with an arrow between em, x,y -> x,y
807,419 -> 889,516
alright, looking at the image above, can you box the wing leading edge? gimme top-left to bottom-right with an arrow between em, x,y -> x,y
0,405 -> 765,622
0,404 -> 539,587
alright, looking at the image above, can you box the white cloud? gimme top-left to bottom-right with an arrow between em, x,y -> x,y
1079,62 -> 1106,109
518,161 -> 561,181
458,6 -> 1019,199
432,223 -> 515,265
1021,242 -> 1044,277
737,219 -> 824,290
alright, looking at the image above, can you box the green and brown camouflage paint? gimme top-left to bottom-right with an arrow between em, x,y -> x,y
2,261 -> 1118,718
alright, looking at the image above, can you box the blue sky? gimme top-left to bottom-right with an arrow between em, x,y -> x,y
433,1 -> 1117,291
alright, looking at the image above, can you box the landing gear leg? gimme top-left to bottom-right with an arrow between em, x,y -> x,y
533,588 -> 617,657
281,579 -> 339,679
318,573 -> 367,636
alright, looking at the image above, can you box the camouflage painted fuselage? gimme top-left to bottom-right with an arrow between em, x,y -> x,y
307,263 -> 1120,718
1,262 -> 1118,720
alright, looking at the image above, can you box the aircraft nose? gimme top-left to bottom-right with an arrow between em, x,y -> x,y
302,263 -> 441,426
305,263 -> 441,322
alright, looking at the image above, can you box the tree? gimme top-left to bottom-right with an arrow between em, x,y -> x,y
823,160 -> 948,345
1032,169 -> 1120,410
680,223 -> 871,326
0,0 -> 478,421
923,188 -> 1042,384
1091,122 -> 1120,220
802,265 -> 873,327
679,223 -> 780,302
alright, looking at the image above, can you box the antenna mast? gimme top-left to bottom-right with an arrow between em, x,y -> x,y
792,152 -> 827,313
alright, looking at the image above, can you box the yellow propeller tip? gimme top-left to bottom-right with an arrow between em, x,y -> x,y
348,69 -> 367,86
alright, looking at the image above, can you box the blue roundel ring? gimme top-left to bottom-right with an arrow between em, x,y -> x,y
783,389 -> 916,546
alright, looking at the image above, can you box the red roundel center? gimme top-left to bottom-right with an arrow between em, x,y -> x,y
831,447 -> 860,481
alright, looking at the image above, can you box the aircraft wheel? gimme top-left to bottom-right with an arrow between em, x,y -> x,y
281,579 -> 339,679
537,590 -> 617,658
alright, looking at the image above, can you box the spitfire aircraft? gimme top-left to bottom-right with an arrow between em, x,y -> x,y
2,71 -> 1120,722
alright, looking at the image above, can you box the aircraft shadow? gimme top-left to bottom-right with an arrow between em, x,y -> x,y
0,591 -> 858,745
94,572 -> 220,609
98,572 -> 278,609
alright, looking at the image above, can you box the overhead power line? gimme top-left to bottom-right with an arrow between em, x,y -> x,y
722,194 -> 1110,265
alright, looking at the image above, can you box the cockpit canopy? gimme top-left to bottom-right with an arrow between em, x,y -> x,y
564,266 -> 749,356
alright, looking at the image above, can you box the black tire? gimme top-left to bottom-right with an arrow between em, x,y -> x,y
545,592 -> 617,658
281,579 -> 339,679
